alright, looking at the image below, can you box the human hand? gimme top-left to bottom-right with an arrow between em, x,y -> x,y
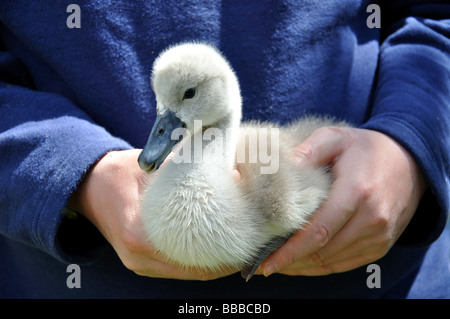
69,149 -> 236,280
257,127 -> 427,277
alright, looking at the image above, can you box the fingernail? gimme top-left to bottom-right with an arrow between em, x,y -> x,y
263,263 -> 278,277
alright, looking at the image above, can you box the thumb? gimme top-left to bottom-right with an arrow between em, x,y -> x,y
292,126 -> 351,167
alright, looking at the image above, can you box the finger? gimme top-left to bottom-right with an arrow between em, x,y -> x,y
292,126 -> 354,167
260,175 -> 358,276
278,200 -> 392,275
278,254 -> 378,276
132,254 -> 237,280
280,211 -> 372,271
280,231 -> 377,273
258,127 -> 359,276
279,231 -> 384,276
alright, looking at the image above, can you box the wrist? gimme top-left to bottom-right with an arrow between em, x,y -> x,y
68,149 -> 146,242
68,152 -> 109,220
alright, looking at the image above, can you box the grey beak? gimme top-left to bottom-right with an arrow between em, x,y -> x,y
138,110 -> 186,173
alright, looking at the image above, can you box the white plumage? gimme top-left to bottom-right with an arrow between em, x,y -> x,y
138,42 -> 345,280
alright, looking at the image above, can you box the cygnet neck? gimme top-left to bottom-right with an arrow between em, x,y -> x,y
184,106 -> 241,171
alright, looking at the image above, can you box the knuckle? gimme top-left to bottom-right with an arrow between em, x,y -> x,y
369,212 -> 390,233
314,126 -> 342,137
313,224 -> 330,248
306,224 -> 332,271
308,252 -> 335,275
284,252 -> 298,268
309,251 -> 326,267
353,183 -> 374,202
273,248 -> 297,271
315,126 -> 353,142
294,143 -> 313,160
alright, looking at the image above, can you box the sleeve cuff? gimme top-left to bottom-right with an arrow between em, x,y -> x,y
361,115 -> 448,248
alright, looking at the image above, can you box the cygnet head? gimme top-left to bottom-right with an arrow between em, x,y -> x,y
152,42 -> 241,129
138,42 -> 242,172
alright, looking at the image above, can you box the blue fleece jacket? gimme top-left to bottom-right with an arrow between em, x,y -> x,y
0,0 -> 449,298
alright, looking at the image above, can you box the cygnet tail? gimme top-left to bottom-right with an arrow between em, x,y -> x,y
240,232 -> 294,282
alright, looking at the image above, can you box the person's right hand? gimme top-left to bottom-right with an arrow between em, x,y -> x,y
256,126 -> 426,277
69,149 -> 237,280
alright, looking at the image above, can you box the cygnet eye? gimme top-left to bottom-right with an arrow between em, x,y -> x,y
183,88 -> 196,100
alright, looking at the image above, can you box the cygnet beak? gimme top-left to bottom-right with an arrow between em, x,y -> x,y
138,110 -> 186,173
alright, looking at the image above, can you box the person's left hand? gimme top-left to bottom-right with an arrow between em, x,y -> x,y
256,126 -> 427,277
69,149 -> 238,280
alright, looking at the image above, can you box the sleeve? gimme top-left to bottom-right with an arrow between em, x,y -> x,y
0,49 -> 132,264
360,1 -> 450,247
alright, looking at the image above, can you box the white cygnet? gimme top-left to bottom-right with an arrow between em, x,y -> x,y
138,42 -> 346,281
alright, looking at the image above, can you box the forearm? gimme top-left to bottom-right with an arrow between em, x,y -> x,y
0,84 -> 132,263
361,2 -> 450,245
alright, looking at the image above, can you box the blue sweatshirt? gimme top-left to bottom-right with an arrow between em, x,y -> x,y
0,0 -> 449,298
